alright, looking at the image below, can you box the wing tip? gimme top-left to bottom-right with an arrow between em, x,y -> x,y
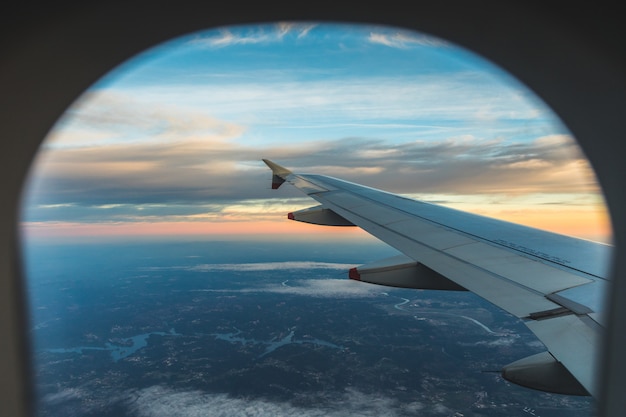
262,159 -> 292,177
263,159 -> 292,190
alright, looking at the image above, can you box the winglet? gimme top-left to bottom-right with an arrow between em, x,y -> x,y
262,159 -> 292,189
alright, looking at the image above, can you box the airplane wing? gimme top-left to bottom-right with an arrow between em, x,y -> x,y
263,159 -> 612,397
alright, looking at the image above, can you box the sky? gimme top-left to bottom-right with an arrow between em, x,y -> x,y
19,22 -> 611,244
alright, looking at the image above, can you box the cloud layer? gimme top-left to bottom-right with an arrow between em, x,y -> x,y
25,106 -> 598,225
20,23 -> 608,241
184,261 -> 357,272
125,385 -> 434,417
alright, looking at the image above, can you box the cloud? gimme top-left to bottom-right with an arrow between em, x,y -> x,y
188,29 -> 274,48
21,67 -> 604,231
256,279 -> 385,298
121,72 -> 544,126
125,385 -> 432,417
187,23 -> 317,48
154,261 -> 382,298
470,337 -> 519,347
48,90 -> 245,148
262,135 -> 597,196
23,125 -> 600,226
184,276 -> 382,299
185,261 -> 356,272
43,388 -> 84,405
141,261 -> 387,298
368,31 -> 448,49
276,22 -> 317,39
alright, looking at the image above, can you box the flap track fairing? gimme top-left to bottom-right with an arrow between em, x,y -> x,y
349,254 -> 467,291
502,351 -> 590,396
288,205 -> 355,226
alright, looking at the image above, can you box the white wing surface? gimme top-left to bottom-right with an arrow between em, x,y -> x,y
263,159 -> 612,397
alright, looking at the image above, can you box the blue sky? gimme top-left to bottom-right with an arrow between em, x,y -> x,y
20,22 -> 610,242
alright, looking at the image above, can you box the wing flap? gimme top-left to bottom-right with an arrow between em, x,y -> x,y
443,241 -> 592,294
386,219 -> 476,249
328,191 -> 413,223
288,205 -> 355,226
526,315 -> 600,396
349,254 -> 468,291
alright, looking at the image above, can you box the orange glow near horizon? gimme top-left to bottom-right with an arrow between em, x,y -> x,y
20,206 -> 613,245
474,208 -> 612,244
20,219 -> 371,243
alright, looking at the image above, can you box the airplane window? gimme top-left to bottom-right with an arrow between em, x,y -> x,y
19,22 -> 610,416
